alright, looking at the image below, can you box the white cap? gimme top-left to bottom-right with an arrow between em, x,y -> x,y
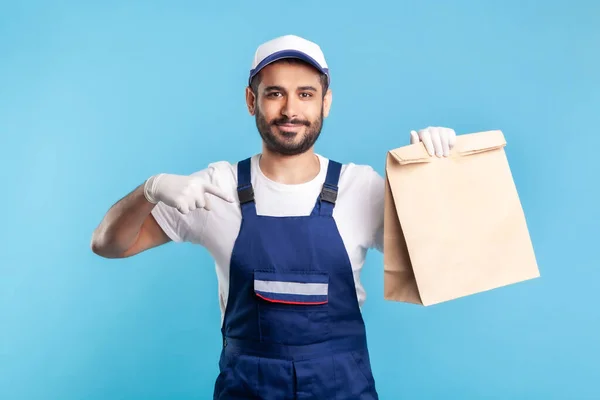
249,34 -> 330,86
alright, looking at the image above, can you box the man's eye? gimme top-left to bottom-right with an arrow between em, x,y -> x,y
268,92 -> 282,97
299,93 -> 312,98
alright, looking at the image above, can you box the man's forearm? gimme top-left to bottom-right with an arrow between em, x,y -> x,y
91,184 -> 155,258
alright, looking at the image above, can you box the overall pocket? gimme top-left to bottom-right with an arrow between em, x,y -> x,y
254,270 -> 331,345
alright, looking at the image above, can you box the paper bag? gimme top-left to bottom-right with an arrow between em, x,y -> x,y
383,130 -> 540,306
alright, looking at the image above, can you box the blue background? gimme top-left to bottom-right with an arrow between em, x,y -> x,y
1,1 -> 599,399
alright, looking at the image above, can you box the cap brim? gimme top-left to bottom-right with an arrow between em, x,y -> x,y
249,49 -> 329,85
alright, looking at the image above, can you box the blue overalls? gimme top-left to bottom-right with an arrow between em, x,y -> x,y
213,157 -> 379,400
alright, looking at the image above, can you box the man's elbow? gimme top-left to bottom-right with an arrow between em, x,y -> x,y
90,232 -> 124,259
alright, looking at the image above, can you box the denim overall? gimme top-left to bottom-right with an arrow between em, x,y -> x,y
213,157 -> 379,399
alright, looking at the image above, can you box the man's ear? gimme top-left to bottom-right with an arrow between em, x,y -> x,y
246,86 -> 256,116
322,88 -> 332,118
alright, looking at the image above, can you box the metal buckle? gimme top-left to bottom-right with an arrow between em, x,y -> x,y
320,185 -> 338,204
238,186 -> 254,204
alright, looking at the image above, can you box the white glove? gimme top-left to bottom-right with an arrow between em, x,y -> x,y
144,173 -> 234,214
410,126 -> 457,157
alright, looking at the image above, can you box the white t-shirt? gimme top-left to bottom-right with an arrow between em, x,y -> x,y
151,154 -> 385,325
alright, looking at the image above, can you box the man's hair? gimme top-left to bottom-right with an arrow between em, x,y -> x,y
249,58 -> 329,97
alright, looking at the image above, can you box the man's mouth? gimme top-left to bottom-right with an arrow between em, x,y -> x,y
276,123 -> 302,133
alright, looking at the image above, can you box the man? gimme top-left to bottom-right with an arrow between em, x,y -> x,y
91,34 -> 456,399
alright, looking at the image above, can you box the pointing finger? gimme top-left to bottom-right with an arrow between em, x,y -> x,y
203,183 -> 235,203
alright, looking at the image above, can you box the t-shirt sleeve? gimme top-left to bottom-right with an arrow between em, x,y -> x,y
366,169 -> 385,253
150,165 -> 222,244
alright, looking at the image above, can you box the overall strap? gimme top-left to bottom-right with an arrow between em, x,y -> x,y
236,157 -> 257,218
317,160 -> 342,217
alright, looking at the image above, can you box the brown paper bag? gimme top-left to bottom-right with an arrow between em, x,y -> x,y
383,130 -> 540,306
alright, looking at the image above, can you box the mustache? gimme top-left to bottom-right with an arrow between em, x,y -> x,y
271,117 -> 311,127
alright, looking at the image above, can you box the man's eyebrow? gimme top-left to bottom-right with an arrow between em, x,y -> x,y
263,85 -> 318,92
298,86 -> 318,92
264,85 -> 285,92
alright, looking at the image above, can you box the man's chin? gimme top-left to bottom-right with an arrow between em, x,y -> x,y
272,140 -> 304,152
265,138 -> 307,156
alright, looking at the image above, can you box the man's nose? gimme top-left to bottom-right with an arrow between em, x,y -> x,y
281,96 -> 300,119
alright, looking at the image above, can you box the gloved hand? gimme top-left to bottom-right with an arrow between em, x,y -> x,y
410,126 -> 457,157
144,173 -> 235,214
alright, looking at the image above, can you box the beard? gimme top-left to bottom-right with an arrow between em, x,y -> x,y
255,106 -> 324,156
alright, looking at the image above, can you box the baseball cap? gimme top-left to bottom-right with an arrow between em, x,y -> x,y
248,34 -> 330,86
